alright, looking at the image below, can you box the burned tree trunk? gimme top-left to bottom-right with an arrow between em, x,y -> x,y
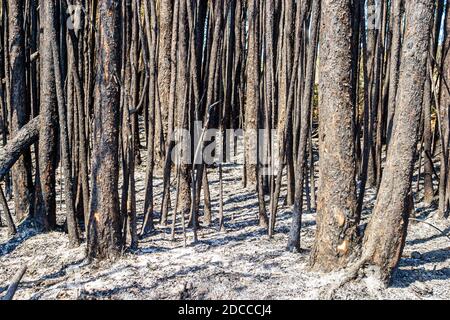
386,0 -> 403,146
141,0 -> 158,235
422,56 -> 434,205
438,4 -> 450,218
309,0 -> 359,271
361,0 -> 434,284
287,0 -> 320,252
244,0 -> 259,187
174,0 -> 191,232
35,0 -> 59,231
157,0 -> 173,161
423,0 -> 443,205
87,0 -> 123,260
54,54 -> 80,245
7,0 -> 33,222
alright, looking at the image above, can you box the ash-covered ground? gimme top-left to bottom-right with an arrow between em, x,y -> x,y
1,154 -> 449,300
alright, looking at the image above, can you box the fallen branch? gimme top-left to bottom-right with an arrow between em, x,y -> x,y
0,116 -> 40,181
2,265 -> 27,300
409,218 -> 450,241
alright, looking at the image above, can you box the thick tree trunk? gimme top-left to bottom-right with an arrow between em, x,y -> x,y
310,0 -> 359,271
35,0 -> 59,231
87,0 -> 123,260
361,0 -> 434,284
7,0 -> 33,222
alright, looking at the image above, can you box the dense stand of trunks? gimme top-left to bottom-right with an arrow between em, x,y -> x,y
0,0 -> 448,285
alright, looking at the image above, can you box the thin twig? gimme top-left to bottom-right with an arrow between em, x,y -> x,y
409,218 -> 450,241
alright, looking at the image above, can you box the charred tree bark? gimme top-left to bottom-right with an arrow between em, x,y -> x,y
7,0 -> 33,222
52,44 -> 80,246
438,4 -> 450,218
160,0 -> 180,226
423,0 -> 444,206
287,0 -> 320,252
67,20 -> 90,227
141,0 -> 158,236
386,0 -> 403,147
175,0 -> 191,233
35,0 -> 59,231
423,55 -> 434,205
87,0 -> 123,260
361,0 -> 434,284
0,116 -> 39,182
157,0 -> 173,161
244,0 -> 259,187
310,0 -> 359,271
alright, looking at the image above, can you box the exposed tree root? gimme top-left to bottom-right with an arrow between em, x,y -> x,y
322,254 -> 371,300
323,215 -> 450,299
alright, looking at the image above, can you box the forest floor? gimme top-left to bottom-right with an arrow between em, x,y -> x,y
0,149 -> 449,300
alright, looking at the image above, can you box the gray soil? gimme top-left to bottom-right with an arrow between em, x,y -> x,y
0,152 -> 449,300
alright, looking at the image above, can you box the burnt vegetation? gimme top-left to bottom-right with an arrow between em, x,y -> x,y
0,0 -> 449,299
